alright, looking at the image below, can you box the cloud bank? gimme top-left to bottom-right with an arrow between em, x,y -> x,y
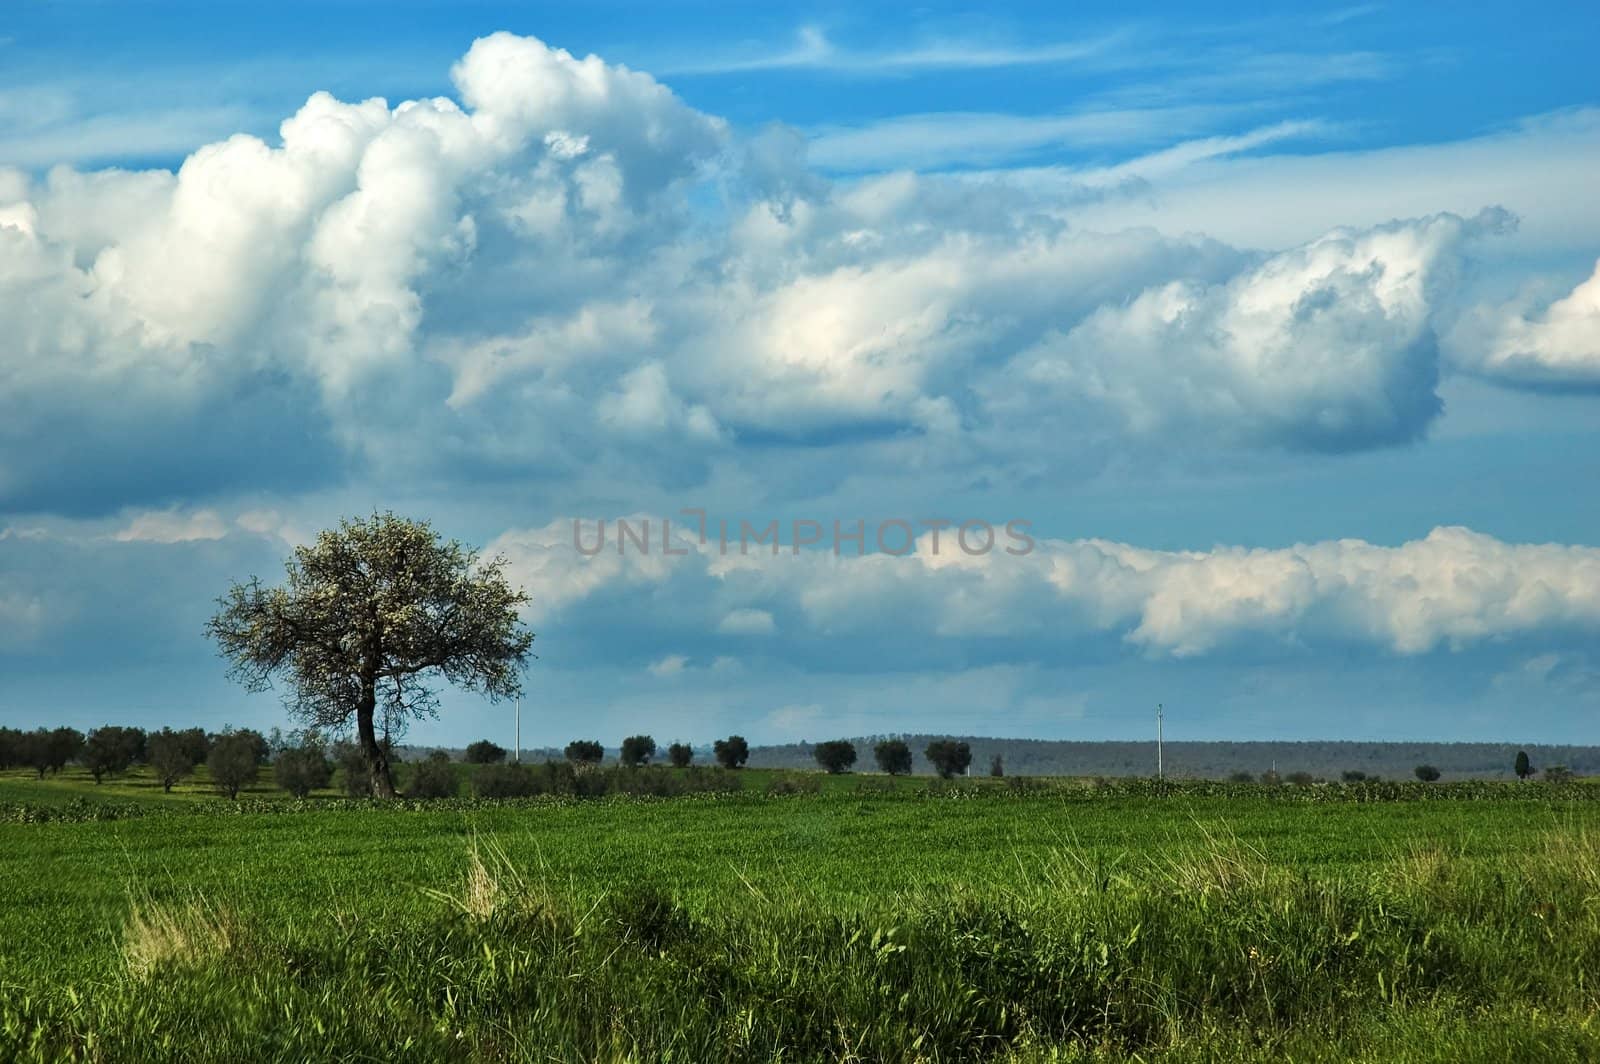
0,32 -> 1567,519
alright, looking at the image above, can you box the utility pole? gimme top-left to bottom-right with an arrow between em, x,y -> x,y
514,693 -> 521,764
1156,703 -> 1164,779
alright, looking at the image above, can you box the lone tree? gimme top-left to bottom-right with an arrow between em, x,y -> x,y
714,735 -> 750,770
924,740 -> 972,779
207,513 -> 534,799
465,740 -> 508,764
667,742 -> 694,768
1515,750 -> 1533,781
1414,764 -> 1441,782
620,735 -> 657,768
813,740 -> 857,774
874,739 -> 913,776
145,729 -> 197,793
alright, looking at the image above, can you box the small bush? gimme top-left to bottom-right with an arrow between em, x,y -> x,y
474,763 -> 539,798
765,772 -> 822,796
407,752 -> 459,799
1228,771 -> 1255,783
1415,764 -> 1442,783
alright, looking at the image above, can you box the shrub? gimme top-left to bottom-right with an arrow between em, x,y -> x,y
1545,764 -> 1576,784
1260,769 -> 1282,787
464,740 -> 507,765
713,735 -> 749,769
1286,771 -> 1317,788
1228,771 -> 1255,783
813,740 -> 857,774
207,732 -> 261,799
989,754 -> 1005,778
474,763 -> 539,798
407,751 -> 459,799
620,735 -> 656,768
1342,770 -> 1370,782
874,740 -> 913,776
333,742 -> 372,797
273,733 -> 332,798
564,740 -> 604,766
1414,764 -> 1442,783
765,772 -> 822,796
925,740 -> 973,779
667,742 -> 693,768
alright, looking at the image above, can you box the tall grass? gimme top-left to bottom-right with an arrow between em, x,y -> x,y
5,824 -> 1600,1061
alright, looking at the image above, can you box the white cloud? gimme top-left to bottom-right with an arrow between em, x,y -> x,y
648,654 -> 688,676
0,32 -> 1592,518
492,518 -> 1600,661
113,508 -> 229,544
1446,258 -> 1600,387
717,608 -> 776,635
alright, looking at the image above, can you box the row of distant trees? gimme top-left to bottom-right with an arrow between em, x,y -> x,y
1227,750 -> 1575,786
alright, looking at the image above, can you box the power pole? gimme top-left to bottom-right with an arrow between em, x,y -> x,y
514,693 -> 521,764
1156,703 -> 1164,779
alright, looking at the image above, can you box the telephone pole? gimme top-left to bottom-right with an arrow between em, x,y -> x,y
1156,703 -> 1164,779
514,693 -> 521,764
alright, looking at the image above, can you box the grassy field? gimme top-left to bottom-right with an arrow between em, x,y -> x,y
3,768 -> 1600,1061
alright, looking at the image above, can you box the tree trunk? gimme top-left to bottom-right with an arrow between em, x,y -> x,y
357,680 -> 398,799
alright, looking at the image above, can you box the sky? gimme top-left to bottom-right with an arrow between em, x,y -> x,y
1,1 -> 1598,748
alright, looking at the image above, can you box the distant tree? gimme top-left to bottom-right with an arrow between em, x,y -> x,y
564,740 -> 605,766
206,513 -> 534,799
0,726 -> 20,769
1515,750 -> 1533,781
1414,764 -> 1441,783
332,741 -> 373,797
874,739 -> 913,776
620,735 -> 656,768
1259,769 -> 1282,787
20,727 -> 84,779
1285,771 -> 1316,788
714,735 -> 750,770
667,742 -> 694,768
146,729 -> 198,793
465,740 -> 507,765
1544,764 -> 1575,784
273,731 -> 333,798
82,726 -> 146,783
813,740 -> 857,774
208,731 -> 262,799
1228,771 -> 1255,783
406,751 -> 458,798
924,740 -> 973,779
1341,770 -> 1370,782
989,754 -> 1005,778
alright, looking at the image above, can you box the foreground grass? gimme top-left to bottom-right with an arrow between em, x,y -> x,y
3,792 -> 1599,1060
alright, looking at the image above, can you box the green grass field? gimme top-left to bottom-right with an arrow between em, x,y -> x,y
3,768 -> 1600,1061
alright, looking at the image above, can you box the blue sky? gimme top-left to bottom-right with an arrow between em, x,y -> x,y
1,2 -> 1598,748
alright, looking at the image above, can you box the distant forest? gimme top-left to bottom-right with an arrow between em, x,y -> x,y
410,737 -> 1600,780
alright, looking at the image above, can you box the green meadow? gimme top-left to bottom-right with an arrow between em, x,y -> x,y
3,769 -> 1600,1061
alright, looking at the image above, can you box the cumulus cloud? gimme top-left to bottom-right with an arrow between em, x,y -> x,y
1446,258 -> 1600,388
0,31 -> 1577,519
492,518 -> 1600,662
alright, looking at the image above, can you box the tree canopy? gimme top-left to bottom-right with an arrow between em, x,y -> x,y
207,513 -> 534,798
